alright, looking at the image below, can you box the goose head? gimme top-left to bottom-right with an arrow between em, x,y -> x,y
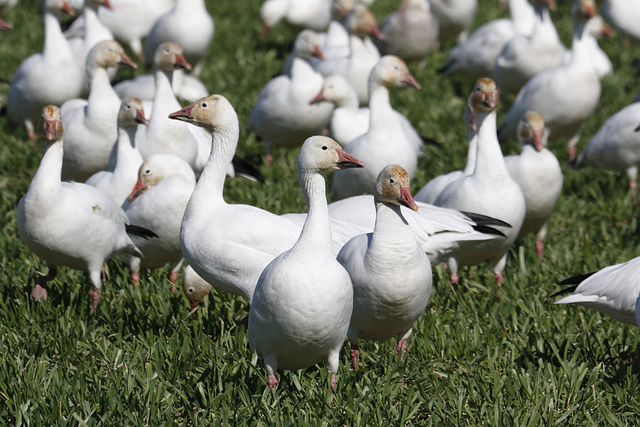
309,75 -> 354,106
38,105 -> 63,143
297,136 -> 364,175
293,30 -> 324,60
585,15 -> 614,38
374,164 -> 418,211
46,0 -> 75,17
532,0 -> 556,11
168,94 -> 236,133
371,56 -> 421,89
128,154 -> 195,201
517,111 -> 546,152
183,268 -> 212,311
118,97 -> 148,128
345,4 -> 382,40
572,0 -> 596,22
260,0 -> 289,40
332,0 -> 353,20
153,42 -> 192,73
87,0 -> 113,11
467,77 -> 499,130
87,40 -> 137,72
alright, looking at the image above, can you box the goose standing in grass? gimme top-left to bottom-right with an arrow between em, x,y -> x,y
248,30 -> 333,163
16,105 -> 151,311
85,97 -> 147,206
553,257 -> 640,327
122,154 -> 196,289
574,101 -> 640,205
60,40 -> 137,182
143,0 -> 214,78
331,55 -> 421,200
7,0 -> 82,140
377,0 -> 439,64
248,136 -> 363,393
433,78 -> 525,286
492,0 -> 565,97
438,0 -> 535,80
260,0 -> 333,39
504,112 -> 562,259
498,0 -> 601,163
429,0 -> 477,43
338,165 -> 432,371
66,0 -> 114,95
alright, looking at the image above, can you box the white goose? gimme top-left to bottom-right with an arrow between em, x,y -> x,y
85,97 -> 147,206
415,96 -> 479,204
67,0 -> 114,94
504,111 -> 563,259
143,0 -> 214,77
122,154 -> 196,289
331,55 -> 421,200
601,0 -> 640,42
310,74 -> 425,150
60,40 -> 137,182
16,105 -> 149,311
338,165 -> 432,371
433,78 -> 525,286
7,0 -> 83,140
498,0 -> 602,163
553,256 -> 640,327
248,30 -> 333,161
248,136 -> 362,392
438,0 -> 535,80
260,0 -> 333,38
182,265 -> 212,312
429,0 -> 478,42
579,15 -> 613,80
378,0 -> 439,63
492,0 -> 565,96
575,101 -> 640,205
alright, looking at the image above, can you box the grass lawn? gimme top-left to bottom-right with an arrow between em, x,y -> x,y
1,0 -> 640,424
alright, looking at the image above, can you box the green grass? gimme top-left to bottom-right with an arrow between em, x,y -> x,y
2,0 -> 640,424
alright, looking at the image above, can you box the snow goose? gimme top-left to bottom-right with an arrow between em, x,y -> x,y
248,135 -> 363,392
85,97 -> 146,206
433,78 -> 525,286
331,55 -> 421,200
492,0 -> 565,97
504,111 -> 562,259
572,14 -> 613,79
144,0 -> 214,78
94,0 -> 174,60
67,0 -> 114,95
553,256 -> 640,327
16,105 -> 152,311
601,0 -> 640,43
574,101 -> 640,205
313,4 -> 381,106
338,165 -> 432,370
60,40 -> 137,182
310,74 -> 425,150
429,0 -> 478,42
134,42 -> 203,171
498,0 -> 602,163
248,30 -> 333,162
7,0 -> 83,140
182,265 -> 212,312
438,0 -> 535,80
122,154 -> 196,288
260,0 -> 333,38
415,97 -> 479,204
377,0 -> 439,63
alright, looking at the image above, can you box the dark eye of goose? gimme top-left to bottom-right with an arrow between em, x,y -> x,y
322,145 -> 328,150
187,287 -> 194,294
145,169 -> 151,174
201,102 -> 208,108
389,178 -> 395,184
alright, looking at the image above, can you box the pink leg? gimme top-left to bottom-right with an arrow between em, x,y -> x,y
101,266 -> 107,283
397,339 -> 407,361
450,273 -> 459,284
494,272 -> 503,287
567,145 -> 577,164
265,153 -> 274,167
131,271 -> 140,287
89,289 -> 101,311
168,271 -> 179,292
350,343 -> 360,372
268,375 -> 278,390
630,180 -> 637,205
31,268 -> 57,302
535,241 -> 544,260
330,372 -> 337,391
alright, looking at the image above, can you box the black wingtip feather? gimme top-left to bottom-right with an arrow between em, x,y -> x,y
126,224 -> 158,239
472,225 -> 506,237
550,285 -> 578,298
420,136 -> 442,148
558,271 -> 597,286
232,156 -> 265,184
461,211 -> 512,229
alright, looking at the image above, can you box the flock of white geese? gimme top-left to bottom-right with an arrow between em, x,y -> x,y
4,0 -> 640,391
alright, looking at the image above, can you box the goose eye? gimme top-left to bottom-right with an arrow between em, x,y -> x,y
389,178 -> 395,184
187,287 -> 194,294
321,145 -> 328,150
144,169 -> 151,175
201,102 -> 208,108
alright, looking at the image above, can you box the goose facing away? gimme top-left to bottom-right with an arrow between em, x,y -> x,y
248,136 -> 363,392
338,164 -> 432,371
16,105 -> 150,311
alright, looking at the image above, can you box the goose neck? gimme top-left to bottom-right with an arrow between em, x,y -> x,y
367,83 -> 393,125
293,171 -> 333,254
366,202 -> 414,264
111,127 -> 140,174
43,11 -> 68,58
31,139 -> 63,198
472,110 -> 509,178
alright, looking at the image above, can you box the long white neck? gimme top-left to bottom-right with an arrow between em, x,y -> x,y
365,202 -> 415,266
152,69 -> 181,120
463,134 -> 478,176
30,139 -> 63,202
43,11 -> 72,61
111,126 -> 142,174
292,171 -> 333,255
472,110 -> 510,179
367,80 -> 394,131
86,66 -> 120,116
